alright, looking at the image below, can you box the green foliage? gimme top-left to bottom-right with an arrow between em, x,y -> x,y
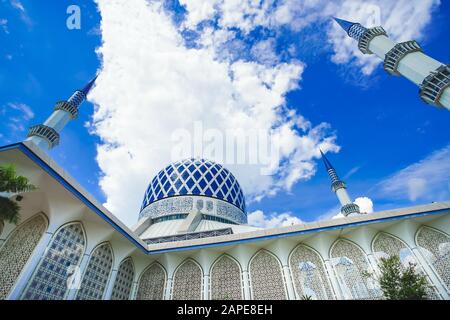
300,294 -> 312,300
377,255 -> 429,300
0,164 -> 36,225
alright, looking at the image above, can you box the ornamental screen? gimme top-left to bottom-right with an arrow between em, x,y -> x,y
289,245 -> 334,300
111,258 -> 134,300
330,240 -> 380,300
76,243 -> 113,300
172,260 -> 202,300
136,263 -> 166,300
373,233 -> 416,267
373,232 -> 439,299
22,223 -> 85,300
416,227 -> 450,291
249,250 -> 287,300
0,214 -> 47,299
210,255 -> 243,300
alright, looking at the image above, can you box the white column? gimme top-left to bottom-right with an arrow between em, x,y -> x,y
104,269 -> 118,300
324,259 -> 342,300
282,265 -> 296,300
164,277 -> 173,300
8,231 -> 53,300
129,281 -> 139,300
66,253 -> 91,300
203,274 -> 210,300
242,270 -> 251,299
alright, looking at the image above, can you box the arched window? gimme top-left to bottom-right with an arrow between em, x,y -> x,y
172,259 -> 202,300
111,257 -> 134,300
289,245 -> 334,300
76,242 -> 113,300
22,222 -> 85,300
0,214 -> 47,299
249,250 -> 287,300
210,255 -> 242,300
330,239 -> 380,300
373,232 -> 439,299
416,227 -> 450,291
136,263 -> 166,300
373,233 -> 417,267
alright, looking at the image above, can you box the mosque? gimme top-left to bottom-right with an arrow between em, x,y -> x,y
0,18 -> 449,300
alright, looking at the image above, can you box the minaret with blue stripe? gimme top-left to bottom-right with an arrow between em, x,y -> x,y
26,76 -> 97,150
320,150 -> 360,216
334,17 -> 450,111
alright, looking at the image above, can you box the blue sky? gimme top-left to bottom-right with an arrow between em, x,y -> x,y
1,0 -> 449,227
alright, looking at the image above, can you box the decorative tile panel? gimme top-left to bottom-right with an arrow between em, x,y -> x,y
211,256 -> 242,300
0,214 -> 46,299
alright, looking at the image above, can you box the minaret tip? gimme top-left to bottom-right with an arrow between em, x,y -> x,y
333,17 -> 357,34
319,149 -> 334,172
81,75 -> 98,96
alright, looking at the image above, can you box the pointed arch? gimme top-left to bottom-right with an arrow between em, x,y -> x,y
172,258 -> 203,300
249,249 -> 287,300
21,221 -> 86,300
330,238 -> 381,300
416,226 -> 450,291
76,242 -> 114,300
210,254 -> 243,300
136,262 -> 166,300
372,232 -> 416,266
111,257 -> 135,300
0,213 -> 48,299
289,244 -> 334,300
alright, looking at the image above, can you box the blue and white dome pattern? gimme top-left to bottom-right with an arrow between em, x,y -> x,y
141,158 -> 246,213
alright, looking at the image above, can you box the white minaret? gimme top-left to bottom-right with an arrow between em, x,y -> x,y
26,76 -> 97,150
320,150 -> 360,217
334,18 -> 450,111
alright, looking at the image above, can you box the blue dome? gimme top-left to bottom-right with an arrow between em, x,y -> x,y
141,158 -> 246,213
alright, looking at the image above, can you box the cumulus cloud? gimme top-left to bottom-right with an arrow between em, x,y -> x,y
354,196 -> 374,213
377,144 -> 450,202
179,0 -> 439,75
248,210 -> 304,228
89,0 -> 338,226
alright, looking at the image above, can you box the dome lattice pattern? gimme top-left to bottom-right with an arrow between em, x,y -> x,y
141,158 -> 246,213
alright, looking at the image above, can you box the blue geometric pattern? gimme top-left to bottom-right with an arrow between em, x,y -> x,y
141,158 -> 246,213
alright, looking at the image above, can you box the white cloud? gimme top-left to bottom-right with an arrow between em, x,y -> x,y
0,19 -> 9,34
10,0 -> 33,28
248,209 -> 304,228
377,144 -> 450,202
179,0 -> 439,75
7,102 -> 34,121
354,196 -> 374,213
89,0 -> 338,226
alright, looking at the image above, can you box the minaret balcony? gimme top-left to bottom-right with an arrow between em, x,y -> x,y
383,40 -> 422,76
358,26 -> 387,54
419,64 -> 450,108
27,124 -> 60,149
341,203 -> 361,216
54,101 -> 78,119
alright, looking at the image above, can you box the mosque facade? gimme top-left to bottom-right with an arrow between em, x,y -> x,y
0,18 -> 449,300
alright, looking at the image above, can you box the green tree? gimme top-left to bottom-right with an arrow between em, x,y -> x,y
0,164 -> 36,234
375,255 -> 429,300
